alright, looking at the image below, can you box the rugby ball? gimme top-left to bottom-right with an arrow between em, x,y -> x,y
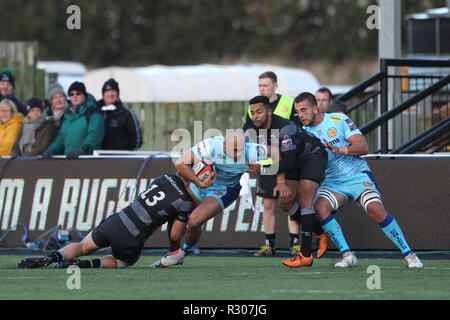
192,160 -> 215,181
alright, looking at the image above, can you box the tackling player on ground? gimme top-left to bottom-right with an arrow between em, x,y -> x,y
295,92 -> 423,268
18,172 -> 212,269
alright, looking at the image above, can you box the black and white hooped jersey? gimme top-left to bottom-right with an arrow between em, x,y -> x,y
118,174 -> 196,240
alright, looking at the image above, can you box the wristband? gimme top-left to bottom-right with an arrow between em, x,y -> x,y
339,146 -> 348,156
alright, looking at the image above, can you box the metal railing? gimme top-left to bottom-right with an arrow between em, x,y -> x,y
337,58 -> 450,153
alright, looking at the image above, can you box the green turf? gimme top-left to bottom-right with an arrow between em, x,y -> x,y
1,255 -> 449,300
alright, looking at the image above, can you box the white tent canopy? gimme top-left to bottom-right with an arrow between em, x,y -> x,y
83,64 -> 324,103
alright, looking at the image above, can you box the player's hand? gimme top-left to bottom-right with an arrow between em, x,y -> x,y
273,182 -> 291,199
322,138 -> 340,154
246,163 -> 261,175
198,172 -> 216,189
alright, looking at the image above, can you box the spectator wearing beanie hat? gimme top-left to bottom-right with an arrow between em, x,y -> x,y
44,81 -> 69,121
21,83 -> 71,157
12,97 -> 46,156
42,81 -> 105,159
0,68 -> 27,115
96,78 -> 142,151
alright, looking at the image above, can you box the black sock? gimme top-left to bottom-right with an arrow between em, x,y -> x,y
265,233 -> 276,248
314,219 -> 324,236
77,258 -> 102,268
300,209 -> 316,257
289,233 -> 299,247
48,250 -> 64,263
287,201 -> 302,223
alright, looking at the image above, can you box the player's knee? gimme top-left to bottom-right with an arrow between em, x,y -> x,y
263,198 -> 277,210
279,193 -> 296,212
314,200 -> 330,220
188,215 -> 203,229
366,202 -> 387,223
279,199 -> 293,212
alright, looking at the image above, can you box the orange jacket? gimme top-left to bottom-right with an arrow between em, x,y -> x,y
0,113 -> 24,156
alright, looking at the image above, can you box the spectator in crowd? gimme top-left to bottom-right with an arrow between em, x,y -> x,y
21,82 -> 70,156
11,97 -> 46,156
0,98 -> 24,156
42,81 -> 105,159
43,81 -> 70,121
315,87 -> 346,114
96,78 -> 142,150
0,68 -> 27,115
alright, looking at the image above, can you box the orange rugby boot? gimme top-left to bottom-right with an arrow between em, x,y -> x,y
282,252 -> 313,268
316,233 -> 330,259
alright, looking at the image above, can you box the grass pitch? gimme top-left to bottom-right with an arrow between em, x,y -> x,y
1,253 -> 449,300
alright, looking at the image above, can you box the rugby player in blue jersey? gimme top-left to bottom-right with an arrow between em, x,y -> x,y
295,92 -> 423,268
153,129 -> 270,267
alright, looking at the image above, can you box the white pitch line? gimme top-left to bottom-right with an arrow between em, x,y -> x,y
5,276 -> 47,279
271,289 -> 384,294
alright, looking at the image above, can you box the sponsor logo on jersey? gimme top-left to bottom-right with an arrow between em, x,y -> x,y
345,118 -> 358,131
214,190 -> 222,195
164,174 -> 184,196
328,138 -> 340,145
330,116 -> 342,122
327,127 -> 337,138
281,135 -> 293,148
364,182 -> 373,187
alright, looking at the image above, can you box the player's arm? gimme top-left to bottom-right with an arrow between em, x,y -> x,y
323,134 -> 369,156
175,149 -> 216,188
273,151 -> 291,198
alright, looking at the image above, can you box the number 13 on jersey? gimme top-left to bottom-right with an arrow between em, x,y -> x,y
141,184 -> 166,206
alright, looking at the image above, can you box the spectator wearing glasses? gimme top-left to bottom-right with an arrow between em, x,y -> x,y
42,81 -> 105,159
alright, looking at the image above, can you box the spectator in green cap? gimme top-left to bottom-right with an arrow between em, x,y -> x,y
0,68 -> 27,115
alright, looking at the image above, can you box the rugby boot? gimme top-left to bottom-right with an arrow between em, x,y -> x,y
282,252 -> 313,268
160,248 -> 185,267
149,258 -> 163,268
316,233 -> 330,258
405,252 -> 423,268
335,251 -> 358,268
18,256 -> 53,269
254,246 -> 275,257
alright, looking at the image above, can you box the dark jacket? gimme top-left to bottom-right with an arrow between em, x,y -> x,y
96,99 -> 142,150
